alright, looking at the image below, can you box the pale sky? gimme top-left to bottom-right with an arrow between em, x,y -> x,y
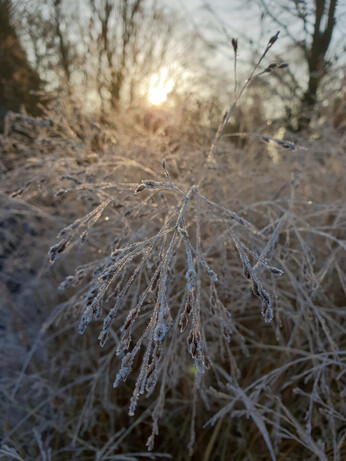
172,0 -> 346,60
167,0 -> 346,99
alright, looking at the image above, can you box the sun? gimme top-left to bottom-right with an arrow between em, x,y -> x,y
148,86 -> 169,105
148,68 -> 173,105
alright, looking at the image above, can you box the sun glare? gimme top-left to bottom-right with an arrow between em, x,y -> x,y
148,68 -> 173,105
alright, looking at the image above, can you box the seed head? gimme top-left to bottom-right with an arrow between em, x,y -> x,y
264,62 -> 278,73
268,31 -> 280,46
48,239 -> 68,262
231,38 -> 238,53
134,183 -> 145,194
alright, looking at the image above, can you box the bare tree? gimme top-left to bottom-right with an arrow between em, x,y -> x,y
14,0 -> 226,117
299,0 -> 337,129
52,0 -> 72,86
89,0 -> 144,109
256,0 -> 338,130
17,0 -> 78,93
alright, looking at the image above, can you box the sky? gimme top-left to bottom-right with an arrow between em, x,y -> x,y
166,0 -> 346,98
171,0 -> 346,59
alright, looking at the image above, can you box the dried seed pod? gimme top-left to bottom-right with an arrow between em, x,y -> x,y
113,352 -> 134,388
57,225 -> 72,238
154,323 -> 167,342
187,329 -> 201,358
199,258 -> 218,282
268,31 -> 280,46
252,280 -> 261,298
48,239 -> 68,262
84,288 -> 98,307
91,298 -> 101,318
243,265 -> 251,279
185,268 -> 196,291
59,275 -> 75,291
240,253 -> 251,279
55,189 -> 66,196
143,180 -> 162,189
146,362 -> 155,380
260,288 -> 271,307
185,291 -> 194,314
98,330 -> 109,348
270,267 -> 284,276
275,139 -> 296,150
179,312 -> 188,332
122,309 -> 138,332
134,183 -> 145,194
231,38 -> 238,53
263,306 -> 273,323
118,330 -> 131,352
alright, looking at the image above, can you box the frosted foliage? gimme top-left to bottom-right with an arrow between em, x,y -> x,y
31,30 -> 345,459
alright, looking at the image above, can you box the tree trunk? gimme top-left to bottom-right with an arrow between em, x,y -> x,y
0,0 -> 41,130
298,0 -> 337,130
53,0 -> 71,87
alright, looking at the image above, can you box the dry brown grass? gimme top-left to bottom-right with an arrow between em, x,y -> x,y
0,39 -> 345,461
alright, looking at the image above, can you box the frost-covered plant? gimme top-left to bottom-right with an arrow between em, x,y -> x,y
1,27 -> 345,461
47,31 -> 292,449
